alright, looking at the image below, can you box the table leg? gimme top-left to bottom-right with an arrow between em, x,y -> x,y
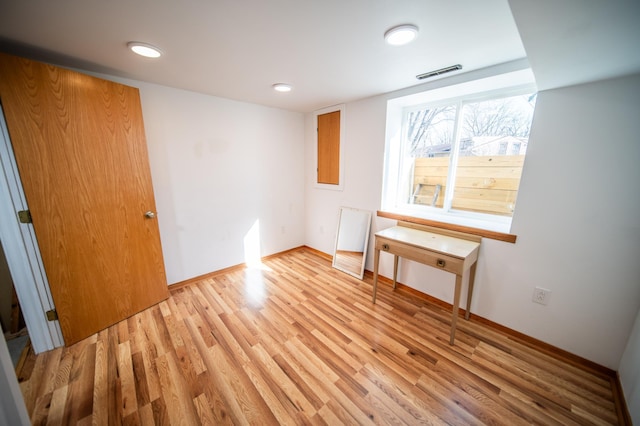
465,262 -> 477,321
372,247 -> 380,303
392,255 -> 399,290
450,274 -> 462,345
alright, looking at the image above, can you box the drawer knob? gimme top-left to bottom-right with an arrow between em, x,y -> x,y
382,243 -> 390,251
437,259 -> 446,267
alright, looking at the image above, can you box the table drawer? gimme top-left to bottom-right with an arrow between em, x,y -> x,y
376,236 -> 464,275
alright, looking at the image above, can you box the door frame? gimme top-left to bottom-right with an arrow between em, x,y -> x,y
0,104 -> 63,353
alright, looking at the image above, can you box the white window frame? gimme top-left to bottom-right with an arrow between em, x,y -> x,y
382,69 -> 537,233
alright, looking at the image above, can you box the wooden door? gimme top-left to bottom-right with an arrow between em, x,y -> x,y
317,110 -> 340,185
0,53 -> 169,345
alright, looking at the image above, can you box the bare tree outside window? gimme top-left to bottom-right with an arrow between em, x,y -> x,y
407,106 -> 456,157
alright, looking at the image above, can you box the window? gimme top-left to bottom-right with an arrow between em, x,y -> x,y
382,70 -> 537,233
314,105 -> 345,190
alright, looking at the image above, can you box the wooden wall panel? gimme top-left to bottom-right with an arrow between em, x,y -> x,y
317,110 -> 340,185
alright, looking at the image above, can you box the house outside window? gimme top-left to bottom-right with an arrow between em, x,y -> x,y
382,69 -> 537,233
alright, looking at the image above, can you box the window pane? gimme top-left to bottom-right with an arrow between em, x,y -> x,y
452,94 -> 536,216
406,105 -> 456,207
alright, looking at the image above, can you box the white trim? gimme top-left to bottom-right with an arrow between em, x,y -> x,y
313,104 -> 345,191
0,323 -> 30,425
0,105 -> 64,353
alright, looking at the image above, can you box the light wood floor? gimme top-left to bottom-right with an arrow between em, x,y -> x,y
17,248 -> 624,425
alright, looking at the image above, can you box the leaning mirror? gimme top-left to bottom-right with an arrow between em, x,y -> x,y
332,207 -> 372,279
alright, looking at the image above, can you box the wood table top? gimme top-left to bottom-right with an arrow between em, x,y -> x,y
375,226 -> 480,259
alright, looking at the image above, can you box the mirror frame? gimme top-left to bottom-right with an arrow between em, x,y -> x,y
332,207 -> 372,279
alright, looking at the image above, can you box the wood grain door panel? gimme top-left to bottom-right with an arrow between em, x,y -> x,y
0,53 -> 169,345
317,110 -> 340,185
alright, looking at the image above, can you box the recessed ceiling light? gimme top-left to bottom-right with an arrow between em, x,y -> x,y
384,24 -> 419,46
127,42 -> 163,58
272,83 -> 293,92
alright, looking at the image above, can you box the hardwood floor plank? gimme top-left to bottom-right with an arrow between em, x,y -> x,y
209,342 -> 279,424
477,341 -> 616,413
183,291 -> 218,348
497,389 -> 581,426
150,397 -> 170,426
195,372 -> 235,424
314,403 -> 345,425
173,343 -> 205,399
421,363 -> 536,426
155,352 -> 199,426
16,248 -> 624,425
359,361 -> 464,425
47,384 -> 69,426
29,390 -> 52,426
239,360 -> 299,424
272,352 -> 327,411
131,351 -> 151,408
160,304 -> 186,348
193,392 -> 216,425
473,342 -> 619,424
359,370 -> 440,425
256,340 -> 317,415
274,341 -> 333,405
21,346 -> 61,417
138,328 -> 162,404
102,328 -> 120,426
118,341 -> 139,418
67,341 -> 96,421
137,403 -> 155,426
118,319 -> 130,344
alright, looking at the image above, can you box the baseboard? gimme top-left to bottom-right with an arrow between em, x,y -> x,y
168,245 -> 307,291
300,245 -> 333,261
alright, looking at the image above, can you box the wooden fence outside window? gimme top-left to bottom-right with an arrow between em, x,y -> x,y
411,155 -> 525,216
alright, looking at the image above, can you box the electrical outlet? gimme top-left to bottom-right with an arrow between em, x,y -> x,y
532,287 -> 551,305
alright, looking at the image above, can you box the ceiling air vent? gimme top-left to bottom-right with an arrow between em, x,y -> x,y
416,64 -> 463,80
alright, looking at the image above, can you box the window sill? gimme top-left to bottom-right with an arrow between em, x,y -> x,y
376,210 -> 517,243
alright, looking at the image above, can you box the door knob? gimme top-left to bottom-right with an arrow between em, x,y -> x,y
144,211 -> 156,219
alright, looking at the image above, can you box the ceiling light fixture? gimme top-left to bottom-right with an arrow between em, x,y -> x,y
384,24 -> 419,46
127,42 -> 163,58
272,83 -> 293,92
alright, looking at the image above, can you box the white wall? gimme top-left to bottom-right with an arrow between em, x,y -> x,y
304,72 -> 640,370
504,74 -> 640,368
123,81 -> 305,284
619,309 -> 640,424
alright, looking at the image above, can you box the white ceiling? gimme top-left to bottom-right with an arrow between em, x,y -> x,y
0,0 -> 638,113
0,0 -> 526,112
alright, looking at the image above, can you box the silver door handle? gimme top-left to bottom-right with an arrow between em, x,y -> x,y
144,211 -> 156,219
